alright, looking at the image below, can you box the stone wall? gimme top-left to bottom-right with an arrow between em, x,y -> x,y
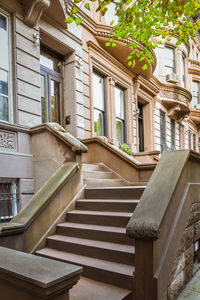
167,201 -> 200,299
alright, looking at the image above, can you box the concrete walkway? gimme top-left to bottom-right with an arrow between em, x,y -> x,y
178,269 -> 200,299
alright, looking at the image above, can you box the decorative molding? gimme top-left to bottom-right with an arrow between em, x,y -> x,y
0,130 -> 16,151
22,0 -> 50,27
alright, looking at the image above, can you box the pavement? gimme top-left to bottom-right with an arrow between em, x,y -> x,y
178,269 -> 200,299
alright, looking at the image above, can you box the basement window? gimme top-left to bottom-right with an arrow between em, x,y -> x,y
0,179 -> 18,222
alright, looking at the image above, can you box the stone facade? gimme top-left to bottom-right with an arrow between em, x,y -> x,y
167,201 -> 200,299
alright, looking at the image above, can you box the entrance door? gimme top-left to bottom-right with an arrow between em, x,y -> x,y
40,49 -> 63,123
138,102 -> 144,152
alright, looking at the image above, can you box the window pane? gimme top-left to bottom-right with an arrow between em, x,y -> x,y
40,75 -> 46,123
104,2 -> 118,26
0,69 -> 8,121
0,14 -> 7,30
115,86 -> 124,119
0,13 -> 9,71
116,119 -> 123,144
192,81 -> 199,106
50,80 -> 60,122
165,47 -> 175,74
94,109 -> 104,136
40,50 -> 62,73
179,56 -> 185,87
93,72 -> 104,110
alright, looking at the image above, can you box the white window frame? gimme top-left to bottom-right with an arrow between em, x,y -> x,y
0,8 -> 13,123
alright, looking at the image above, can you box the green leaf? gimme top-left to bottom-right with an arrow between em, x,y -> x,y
75,17 -> 82,25
74,0 -> 81,3
72,6 -> 78,14
105,42 -> 111,47
139,57 -> 145,62
84,3 -> 90,10
110,20 -> 114,25
65,17 -> 74,24
127,55 -> 132,60
142,64 -> 147,71
176,40 -> 182,45
111,42 -> 116,47
128,60 -> 132,66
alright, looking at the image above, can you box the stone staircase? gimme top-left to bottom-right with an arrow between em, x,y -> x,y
36,163 -> 146,299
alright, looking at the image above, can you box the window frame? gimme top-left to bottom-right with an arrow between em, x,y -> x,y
164,45 -> 176,75
191,80 -> 200,107
92,69 -> 107,137
115,84 -> 126,144
0,7 -> 13,124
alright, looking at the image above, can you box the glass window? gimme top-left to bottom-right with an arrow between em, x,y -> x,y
92,72 -> 106,136
104,2 -> 119,26
115,86 -> 125,144
40,50 -> 62,73
192,81 -> 199,107
0,10 -> 11,122
193,134 -> 196,151
188,130 -> 191,149
165,47 -> 175,75
160,111 -> 166,153
171,119 -> 175,150
179,55 -> 185,87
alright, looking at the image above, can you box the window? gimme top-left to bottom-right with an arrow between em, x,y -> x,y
179,124 -> 182,150
179,55 -> 185,88
138,102 -> 144,152
115,86 -> 125,144
171,119 -> 175,150
188,130 -> 191,149
192,81 -> 199,107
92,72 -> 106,136
0,9 -> 12,122
164,46 -> 175,75
193,134 -> 196,151
160,111 -> 166,153
0,179 -> 18,222
40,48 -> 63,123
104,2 -> 118,26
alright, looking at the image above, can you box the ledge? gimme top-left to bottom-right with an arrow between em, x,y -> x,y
189,109 -> 200,126
0,246 -> 82,298
30,123 -> 88,154
82,137 -> 156,170
95,28 -> 156,80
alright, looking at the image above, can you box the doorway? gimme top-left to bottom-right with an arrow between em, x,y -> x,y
40,48 -> 63,124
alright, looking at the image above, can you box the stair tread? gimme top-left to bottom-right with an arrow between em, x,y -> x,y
58,222 -> 127,233
36,248 -> 134,276
83,170 -> 113,174
48,235 -> 134,253
86,186 -> 146,190
77,199 -> 139,203
68,210 -> 132,217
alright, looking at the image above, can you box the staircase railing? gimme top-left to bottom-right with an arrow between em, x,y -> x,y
126,150 -> 200,300
0,162 -> 83,253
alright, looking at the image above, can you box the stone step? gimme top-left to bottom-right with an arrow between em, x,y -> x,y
67,210 -> 132,227
85,186 -> 145,199
47,235 -> 134,265
76,199 -> 139,212
82,164 -> 105,172
83,170 -> 114,179
70,277 -> 132,300
56,222 -> 134,245
36,248 -> 134,290
84,178 -> 125,187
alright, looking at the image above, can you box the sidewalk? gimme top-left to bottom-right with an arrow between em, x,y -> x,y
178,269 -> 200,299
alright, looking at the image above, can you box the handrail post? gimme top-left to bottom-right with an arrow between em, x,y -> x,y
134,239 -> 156,300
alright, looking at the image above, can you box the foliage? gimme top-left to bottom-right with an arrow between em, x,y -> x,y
66,0 -> 200,69
120,143 -> 132,155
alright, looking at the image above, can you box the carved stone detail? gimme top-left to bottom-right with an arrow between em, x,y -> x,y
0,131 -> 16,151
22,0 -> 50,27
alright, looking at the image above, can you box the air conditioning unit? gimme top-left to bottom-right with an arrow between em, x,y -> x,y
166,73 -> 179,83
194,104 -> 200,110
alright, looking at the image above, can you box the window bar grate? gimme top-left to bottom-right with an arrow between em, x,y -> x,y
0,179 -> 18,222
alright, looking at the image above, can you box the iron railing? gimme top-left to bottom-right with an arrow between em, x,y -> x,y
0,180 -> 18,223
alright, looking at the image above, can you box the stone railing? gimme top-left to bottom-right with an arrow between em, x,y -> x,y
0,246 -> 82,300
0,162 -> 83,253
82,137 -> 156,183
126,150 -> 200,300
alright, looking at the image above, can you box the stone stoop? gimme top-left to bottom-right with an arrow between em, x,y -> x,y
36,163 -> 146,299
